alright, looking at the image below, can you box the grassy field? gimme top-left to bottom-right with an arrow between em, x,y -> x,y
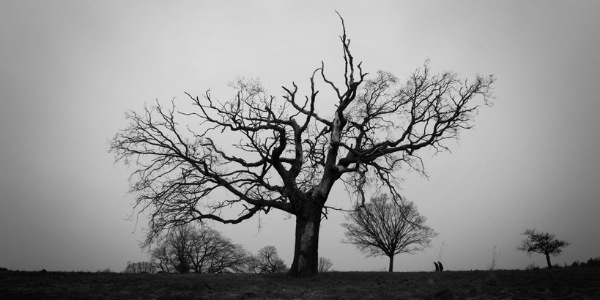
1,268 -> 599,299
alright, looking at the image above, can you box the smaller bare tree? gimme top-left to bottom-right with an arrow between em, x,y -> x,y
318,257 -> 333,272
342,194 -> 438,272
187,227 -> 248,273
150,244 -> 172,273
158,225 -> 194,273
517,228 -> 570,269
150,224 -> 250,273
488,244 -> 501,271
123,261 -> 155,273
252,246 -> 288,273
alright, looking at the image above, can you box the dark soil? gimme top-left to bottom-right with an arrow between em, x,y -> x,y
1,268 -> 599,299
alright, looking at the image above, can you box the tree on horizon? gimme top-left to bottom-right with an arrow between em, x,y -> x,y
249,246 -> 288,273
517,228 -> 570,269
150,225 -> 249,273
342,194 -> 438,272
110,14 -> 494,277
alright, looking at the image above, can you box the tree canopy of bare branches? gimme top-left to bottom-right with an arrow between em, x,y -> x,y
110,14 -> 494,276
150,225 -> 249,273
517,229 -> 570,269
342,194 -> 437,272
246,245 -> 288,273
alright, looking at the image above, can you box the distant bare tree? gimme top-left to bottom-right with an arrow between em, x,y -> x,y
517,229 -> 570,269
161,225 -> 194,273
342,194 -> 438,272
150,224 -> 250,273
244,256 -> 262,274
252,246 -> 288,273
150,245 -> 172,273
123,261 -> 155,273
110,14 -> 494,276
318,257 -> 333,272
187,227 -> 248,273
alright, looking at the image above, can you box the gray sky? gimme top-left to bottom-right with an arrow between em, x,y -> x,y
1,1 -> 599,272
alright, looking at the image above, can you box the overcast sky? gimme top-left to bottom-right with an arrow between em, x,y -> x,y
1,1 -> 599,272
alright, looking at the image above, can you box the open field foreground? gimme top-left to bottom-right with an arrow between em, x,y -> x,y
1,269 -> 599,300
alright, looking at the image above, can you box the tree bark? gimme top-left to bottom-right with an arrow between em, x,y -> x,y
388,255 -> 394,272
545,252 -> 552,269
288,201 -> 322,277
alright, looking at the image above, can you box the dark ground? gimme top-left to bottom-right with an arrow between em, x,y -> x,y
1,268 -> 599,299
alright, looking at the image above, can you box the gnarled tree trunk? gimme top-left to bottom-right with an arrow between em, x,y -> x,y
288,199 -> 323,277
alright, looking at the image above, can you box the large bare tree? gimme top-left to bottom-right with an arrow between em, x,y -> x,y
342,194 -> 437,272
517,228 -> 570,269
110,15 -> 494,276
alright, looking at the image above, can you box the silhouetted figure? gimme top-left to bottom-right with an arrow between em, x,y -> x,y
433,262 -> 440,272
438,261 -> 444,271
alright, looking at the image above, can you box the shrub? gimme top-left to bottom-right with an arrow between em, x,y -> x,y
585,257 -> 600,268
525,263 -> 539,271
96,267 -> 113,273
318,257 -> 333,273
123,261 -> 155,274
571,261 -> 580,268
